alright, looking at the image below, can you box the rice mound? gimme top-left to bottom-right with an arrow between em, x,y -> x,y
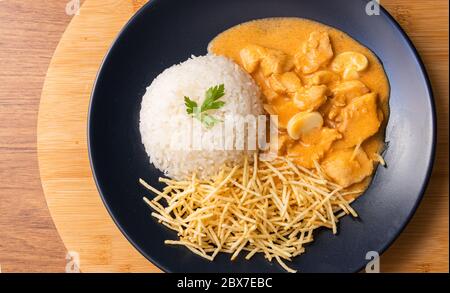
139,54 -> 263,179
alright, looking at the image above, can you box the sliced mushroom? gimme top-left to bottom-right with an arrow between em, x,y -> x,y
342,67 -> 360,80
287,111 -> 323,140
331,51 -> 368,80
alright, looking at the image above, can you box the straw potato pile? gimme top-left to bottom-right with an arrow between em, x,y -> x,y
140,154 -> 359,273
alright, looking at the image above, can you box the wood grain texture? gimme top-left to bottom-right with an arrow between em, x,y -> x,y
37,0 -> 157,272
0,0 -> 78,272
380,0 -> 449,272
1,0 -> 447,272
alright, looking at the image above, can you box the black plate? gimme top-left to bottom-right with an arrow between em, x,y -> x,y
88,0 -> 436,272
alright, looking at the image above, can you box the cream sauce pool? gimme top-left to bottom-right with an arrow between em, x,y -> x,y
209,18 -> 390,198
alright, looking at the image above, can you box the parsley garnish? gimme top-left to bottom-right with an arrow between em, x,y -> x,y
184,84 -> 225,128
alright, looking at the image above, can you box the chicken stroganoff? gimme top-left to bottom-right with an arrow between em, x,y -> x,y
209,17 -> 389,196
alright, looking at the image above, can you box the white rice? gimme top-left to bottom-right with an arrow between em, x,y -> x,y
139,54 -> 263,179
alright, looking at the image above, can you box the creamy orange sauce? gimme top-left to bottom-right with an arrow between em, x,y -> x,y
209,18 -> 390,197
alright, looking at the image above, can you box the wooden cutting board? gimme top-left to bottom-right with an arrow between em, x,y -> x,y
37,0 -> 158,272
37,0 -> 449,272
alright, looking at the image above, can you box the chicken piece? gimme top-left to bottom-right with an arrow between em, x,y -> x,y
335,93 -> 381,148
293,85 -> 328,111
260,47 -> 290,76
269,71 -> 303,95
239,45 -> 265,73
331,80 -> 370,104
322,148 -> 373,188
254,71 -> 279,101
331,51 -> 369,80
324,80 -> 370,120
283,57 -> 295,72
280,71 -> 303,93
287,128 -> 341,168
294,32 -> 334,74
268,74 -> 287,94
305,70 -> 340,86
263,88 -> 279,102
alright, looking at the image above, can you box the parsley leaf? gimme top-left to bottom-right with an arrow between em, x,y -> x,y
185,84 -> 226,128
200,113 -> 222,129
201,84 -> 225,112
184,96 -> 198,115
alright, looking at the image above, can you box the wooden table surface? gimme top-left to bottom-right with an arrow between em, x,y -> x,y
0,0 -> 448,272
